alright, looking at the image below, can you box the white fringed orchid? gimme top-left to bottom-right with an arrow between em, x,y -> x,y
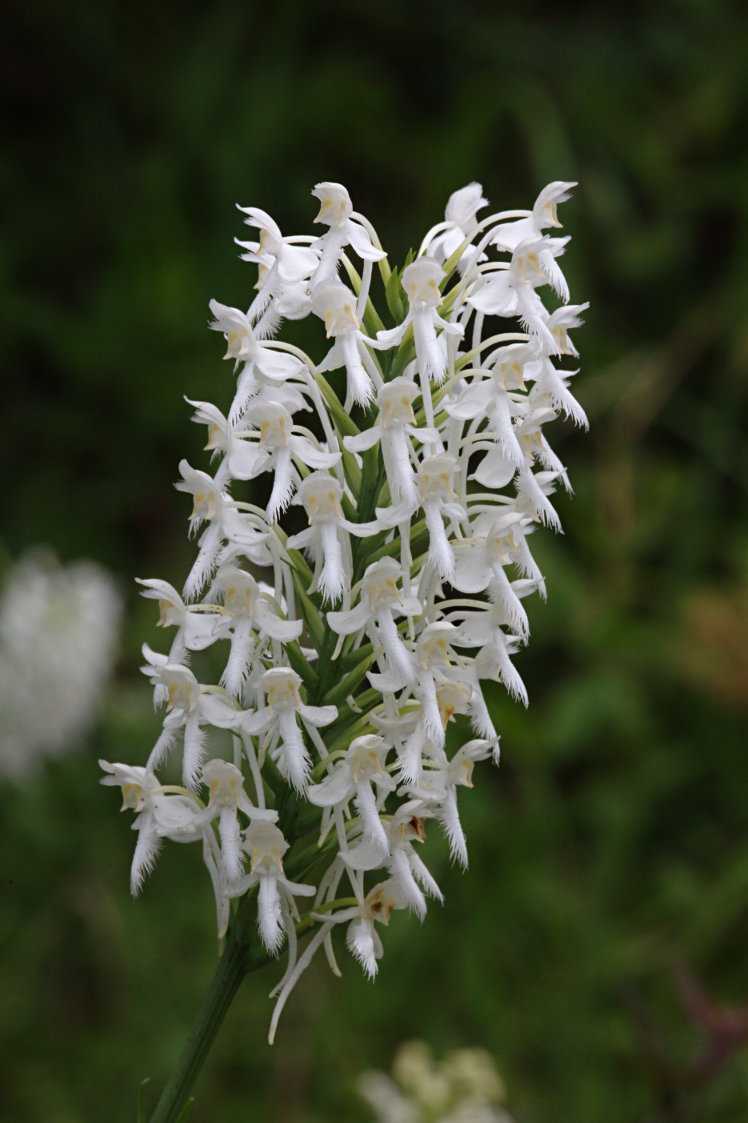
311,181 -> 386,289
208,299 -> 305,422
327,558 -> 420,687
312,281 -> 384,407
236,813 -> 315,953
286,471 -> 379,603
235,208 -> 319,336
377,258 -> 463,386
344,377 -> 438,510
136,577 -> 224,664
425,181 -> 489,266
103,177 -> 587,1040
242,667 -> 337,792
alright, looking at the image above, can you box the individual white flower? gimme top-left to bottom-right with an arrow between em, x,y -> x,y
371,681 -> 474,784
467,237 -> 570,352
542,300 -> 589,357
425,181 -> 489,266
185,400 -> 257,487
236,813 -> 315,952
136,577 -> 224,663
444,348 -> 532,476
512,402 -> 570,527
100,761 -> 165,892
195,758 -> 255,882
241,667 -> 337,792
525,352 -> 588,429
230,398 -> 341,521
308,733 -> 395,862
377,258 -> 463,385
375,454 -> 466,584
311,181 -> 386,288
312,281 -> 384,407
490,180 -> 577,252
343,879 -> 407,978
411,622 -> 464,741
235,207 -> 319,334
208,300 -> 256,361
208,300 -> 306,423
407,740 -> 494,867
174,461 -> 232,597
363,624 -> 462,745
286,471 -> 379,603
327,558 -> 420,686
412,455 -> 467,581
420,453 -> 467,580
449,601 -> 528,706
343,378 -> 439,510
344,803 -> 443,920
141,645 -> 243,789
174,460 -> 275,597
99,760 -> 204,893
207,565 -> 303,696
452,510 -> 539,633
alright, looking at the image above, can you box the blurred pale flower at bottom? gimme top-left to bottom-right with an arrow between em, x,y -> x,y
359,1041 -> 515,1123
0,550 -> 122,780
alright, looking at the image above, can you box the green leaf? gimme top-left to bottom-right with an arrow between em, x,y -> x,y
442,236 -> 470,283
338,641 -> 373,669
286,544 -> 315,587
340,445 -> 362,494
315,373 -> 360,437
360,297 -> 386,337
388,327 -> 416,380
290,571 -> 325,650
322,651 -> 375,706
385,265 -> 406,322
136,1077 -> 151,1123
284,641 -> 319,688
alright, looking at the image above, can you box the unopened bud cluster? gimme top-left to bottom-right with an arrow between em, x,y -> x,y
101,179 -> 587,1037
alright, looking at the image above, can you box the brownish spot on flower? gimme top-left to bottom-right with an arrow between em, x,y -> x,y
408,816 -> 426,843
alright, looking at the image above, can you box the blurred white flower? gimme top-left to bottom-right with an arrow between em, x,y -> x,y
0,550 -> 122,780
359,1040 -> 515,1123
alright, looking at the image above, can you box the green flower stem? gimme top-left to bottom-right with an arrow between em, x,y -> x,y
148,923 -> 265,1123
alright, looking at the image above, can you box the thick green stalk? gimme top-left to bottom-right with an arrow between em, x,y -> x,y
147,925 -> 264,1123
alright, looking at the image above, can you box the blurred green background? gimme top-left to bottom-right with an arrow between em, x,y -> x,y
3,0 -> 748,1120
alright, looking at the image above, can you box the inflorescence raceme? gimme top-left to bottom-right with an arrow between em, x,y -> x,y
101,180 -> 588,1040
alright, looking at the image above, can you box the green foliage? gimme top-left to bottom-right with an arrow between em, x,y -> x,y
137,1079 -> 152,1123
3,0 -> 748,1120
385,264 -> 408,324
